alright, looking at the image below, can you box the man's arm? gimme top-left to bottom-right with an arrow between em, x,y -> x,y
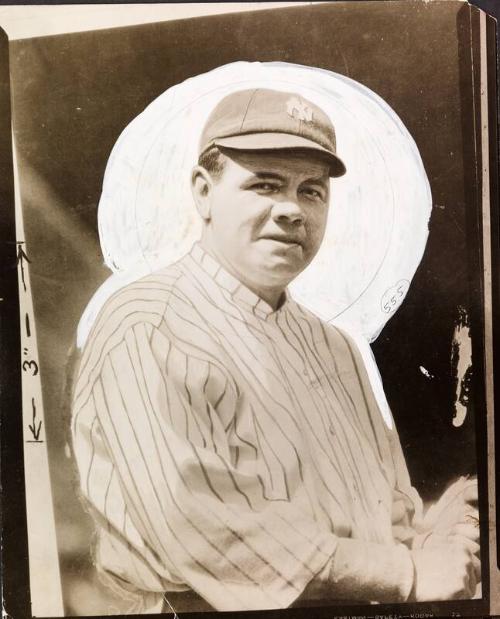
73,318 -> 340,610
300,534 -> 478,603
325,327 -> 480,602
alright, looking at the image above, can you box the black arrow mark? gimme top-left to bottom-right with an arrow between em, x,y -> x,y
28,398 -> 42,441
16,243 -> 31,292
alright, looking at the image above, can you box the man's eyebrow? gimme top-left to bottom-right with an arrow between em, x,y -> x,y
302,175 -> 329,186
252,170 -> 329,185
250,172 -> 286,181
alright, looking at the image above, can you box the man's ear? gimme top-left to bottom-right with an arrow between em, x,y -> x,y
191,166 -> 213,221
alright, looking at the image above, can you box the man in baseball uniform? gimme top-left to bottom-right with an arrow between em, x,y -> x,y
72,89 -> 480,613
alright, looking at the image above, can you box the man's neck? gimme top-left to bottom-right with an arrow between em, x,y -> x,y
197,239 -> 286,310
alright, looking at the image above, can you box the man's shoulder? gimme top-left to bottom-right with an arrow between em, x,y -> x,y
290,299 -> 362,360
84,263 -> 187,349
291,299 -> 347,339
74,258 -> 214,398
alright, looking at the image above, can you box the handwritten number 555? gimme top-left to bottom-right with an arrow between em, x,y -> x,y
381,280 -> 410,314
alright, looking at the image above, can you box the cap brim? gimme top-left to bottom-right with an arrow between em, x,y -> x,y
212,132 -> 346,178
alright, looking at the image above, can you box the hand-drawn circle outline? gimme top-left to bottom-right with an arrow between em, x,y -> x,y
87,61 -> 432,347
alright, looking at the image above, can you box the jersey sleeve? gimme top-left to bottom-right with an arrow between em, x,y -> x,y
73,315 -> 341,610
336,327 -> 426,541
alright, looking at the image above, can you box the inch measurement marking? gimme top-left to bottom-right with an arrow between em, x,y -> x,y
22,358 -> 39,376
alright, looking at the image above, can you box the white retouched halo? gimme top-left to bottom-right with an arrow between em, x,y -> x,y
79,60 -> 432,350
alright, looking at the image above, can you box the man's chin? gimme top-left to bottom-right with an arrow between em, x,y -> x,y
255,259 -> 305,286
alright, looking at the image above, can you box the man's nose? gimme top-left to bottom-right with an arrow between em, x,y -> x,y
271,197 -> 305,225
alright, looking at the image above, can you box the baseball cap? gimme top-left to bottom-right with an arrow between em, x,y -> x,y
199,88 -> 346,178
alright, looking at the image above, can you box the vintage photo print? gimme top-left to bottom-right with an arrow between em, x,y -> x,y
0,2 -> 498,618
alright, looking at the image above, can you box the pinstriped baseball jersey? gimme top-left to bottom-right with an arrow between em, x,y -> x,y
71,243 -> 419,612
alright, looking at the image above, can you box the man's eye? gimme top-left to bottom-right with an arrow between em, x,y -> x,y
301,187 -> 324,200
251,182 -> 278,193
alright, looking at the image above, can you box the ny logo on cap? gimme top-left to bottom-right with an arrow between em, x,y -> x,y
286,97 -> 314,123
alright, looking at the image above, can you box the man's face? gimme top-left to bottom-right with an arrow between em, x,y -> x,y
195,148 -> 331,297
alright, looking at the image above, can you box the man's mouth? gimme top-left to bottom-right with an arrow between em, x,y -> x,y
259,234 -> 304,247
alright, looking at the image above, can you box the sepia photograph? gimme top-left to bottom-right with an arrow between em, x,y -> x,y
0,2 -> 498,618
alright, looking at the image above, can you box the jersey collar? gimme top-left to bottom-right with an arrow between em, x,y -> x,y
189,243 -> 289,319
